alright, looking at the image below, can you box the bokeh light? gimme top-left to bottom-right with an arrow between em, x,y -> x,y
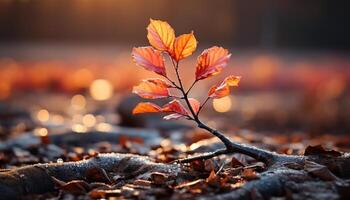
71,94 -> 86,110
37,109 -> 50,122
213,96 -> 232,113
82,114 -> 96,127
89,79 -> 114,101
96,122 -> 113,132
34,128 -> 48,137
72,124 -> 87,133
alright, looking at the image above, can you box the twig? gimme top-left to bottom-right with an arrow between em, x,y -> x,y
197,96 -> 210,116
176,148 -> 228,163
186,80 -> 198,95
216,160 -> 226,175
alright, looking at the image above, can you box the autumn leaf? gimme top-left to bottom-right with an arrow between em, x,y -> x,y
147,19 -> 175,52
188,98 -> 200,114
132,47 -> 166,76
163,113 -> 186,120
145,78 -> 174,88
132,79 -> 170,99
172,32 -> 197,61
132,102 -> 161,114
195,46 -> 231,80
162,99 -> 189,120
208,75 -> 241,98
162,99 -> 188,115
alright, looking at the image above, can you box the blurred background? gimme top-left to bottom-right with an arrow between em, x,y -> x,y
0,0 -> 349,137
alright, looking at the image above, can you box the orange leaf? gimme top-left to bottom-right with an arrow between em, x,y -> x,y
172,32 -> 197,61
188,98 -> 200,114
147,19 -> 175,52
225,75 -> 241,86
145,78 -> 173,88
195,46 -> 231,80
162,99 -> 188,116
132,79 -> 170,99
208,75 -> 241,99
132,102 -> 161,114
132,47 -> 166,76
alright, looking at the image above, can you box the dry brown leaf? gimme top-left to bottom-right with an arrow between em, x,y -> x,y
61,180 -> 91,195
304,145 -> 342,157
242,168 -> 260,180
304,160 -> 340,181
151,172 -> 168,185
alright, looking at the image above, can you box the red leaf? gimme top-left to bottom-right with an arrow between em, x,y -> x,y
132,79 -> 170,99
132,102 -> 161,114
132,46 -> 166,76
195,46 -> 231,80
162,99 -> 188,116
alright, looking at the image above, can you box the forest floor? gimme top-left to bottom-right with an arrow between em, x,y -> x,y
0,93 -> 349,200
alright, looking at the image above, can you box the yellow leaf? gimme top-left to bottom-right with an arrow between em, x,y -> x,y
147,19 -> 175,52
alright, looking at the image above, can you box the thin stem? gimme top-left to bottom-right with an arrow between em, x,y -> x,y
197,96 -> 210,116
168,95 -> 182,99
186,80 -> 198,95
169,57 -> 198,120
164,76 -> 180,89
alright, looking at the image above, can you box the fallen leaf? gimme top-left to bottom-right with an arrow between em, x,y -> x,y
304,145 -> 342,157
89,189 -> 106,199
61,180 -> 91,195
150,172 -> 168,185
204,159 -> 216,172
242,168 -> 260,180
85,167 -> 112,183
231,157 -> 244,168
206,170 -> 221,187
304,160 -> 340,181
